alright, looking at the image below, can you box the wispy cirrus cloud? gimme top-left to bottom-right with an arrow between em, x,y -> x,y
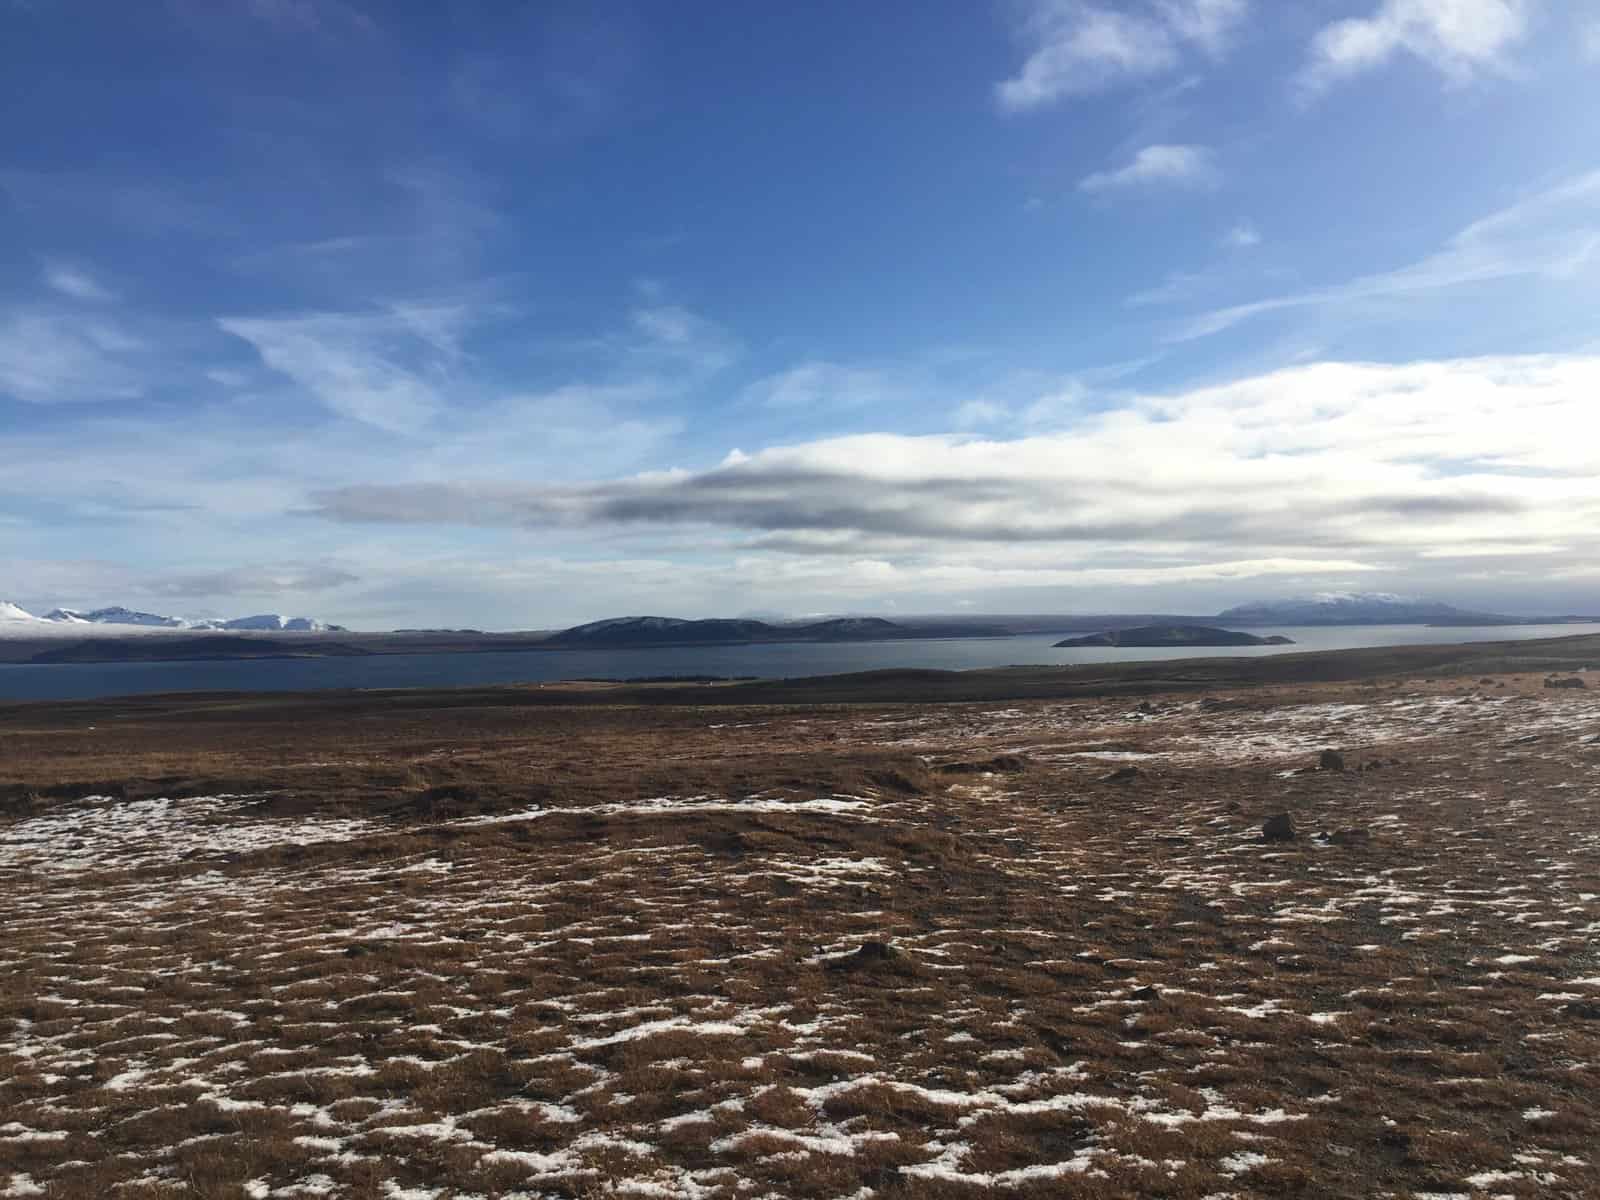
0,310 -> 149,404
1221,222 -> 1261,249
997,0 -> 1249,112
1080,144 -> 1219,192
447,7 -> 642,143
219,307 -> 459,435
1176,168 -> 1600,339
217,279 -> 736,439
223,162 -> 505,305
1301,0 -> 1533,92
1582,17 -> 1600,61
741,361 -> 912,411
142,562 -> 361,598
41,262 -> 118,303
628,302 -> 740,375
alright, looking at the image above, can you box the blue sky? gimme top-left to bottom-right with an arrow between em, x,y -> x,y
3,0 -> 1599,627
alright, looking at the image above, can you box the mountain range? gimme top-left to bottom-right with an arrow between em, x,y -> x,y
1216,592 -> 1511,626
0,602 -> 345,632
0,592 -> 1570,649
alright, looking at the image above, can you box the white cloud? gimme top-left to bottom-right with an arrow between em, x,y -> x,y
433,385 -> 684,483
1156,0 -> 1252,54
742,361 -> 906,411
142,562 -> 360,598
219,309 -> 450,435
1178,168 -> 1600,339
0,310 -> 147,404
1080,144 -> 1219,191
12,353 -> 1600,622
308,354 -> 1600,612
1584,17 -> 1600,61
952,398 -> 1011,428
629,303 -> 739,374
214,283 -> 734,442
997,0 -> 1248,111
1221,222 -> 1261,249
1302,0 -> 1532,91
41,262 -> 117,303
1126,271 -> 1203,307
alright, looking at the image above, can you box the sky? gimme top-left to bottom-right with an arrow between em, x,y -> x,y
3,0 -> 1599,629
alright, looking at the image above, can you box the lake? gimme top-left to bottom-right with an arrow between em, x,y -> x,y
1,622 -> 1596,702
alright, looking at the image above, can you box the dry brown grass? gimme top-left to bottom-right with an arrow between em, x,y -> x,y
2,672 -> 1599,1197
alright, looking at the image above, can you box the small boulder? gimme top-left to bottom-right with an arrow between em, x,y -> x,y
1378,1127 -> 1413,1152
1326,828 -> 1370,847
1262,812 -> 1296,842
1100,766 -> 1142,784
1130,985 -> 1160,1002
852,940 -> 897,961
1546,676 -> 1587,690
827,940 -> 916,975
1318,749 -> 1346,771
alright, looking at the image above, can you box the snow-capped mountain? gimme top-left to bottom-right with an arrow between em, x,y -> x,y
47,606 -> 185,627
1217,593 -> 1508,625
0,601 -> 43,623
190,614 -> 344,632
0,602 -> 346,634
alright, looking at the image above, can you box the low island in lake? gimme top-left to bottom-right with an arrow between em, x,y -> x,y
1054,624 -> 1295,648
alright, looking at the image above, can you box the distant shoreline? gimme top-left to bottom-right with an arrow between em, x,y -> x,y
4,617 -> 1600,667
4,609 -> 1600,671
0,626 -> 1023,666
2,629 -> 1596,709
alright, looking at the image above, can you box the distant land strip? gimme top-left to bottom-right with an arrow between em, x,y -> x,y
3,632 -> 1595,714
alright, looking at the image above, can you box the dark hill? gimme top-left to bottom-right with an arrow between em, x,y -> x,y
540,615 -> 1006,649
1054,624 -> 1294,648
1218,595 -> 1510,625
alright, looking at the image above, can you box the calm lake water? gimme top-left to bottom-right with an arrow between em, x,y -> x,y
1,623 -> 1596,703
